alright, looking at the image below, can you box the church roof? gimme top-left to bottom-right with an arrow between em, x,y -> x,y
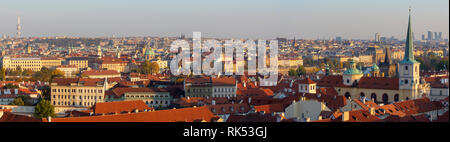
400,8 -> 419,64
371,63 -> 380,71
343,68 -> 363,75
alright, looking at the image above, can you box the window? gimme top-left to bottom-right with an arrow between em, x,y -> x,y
344,92 -> 351,99
382,94 -> 389,104
404,80 -> 408,85
371,93 -> 377,103
405,66 -> 408,70
394,94 -> 399,102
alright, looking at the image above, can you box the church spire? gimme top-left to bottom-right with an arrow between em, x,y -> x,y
383,46 -> 391,64
401,8 -> 418,64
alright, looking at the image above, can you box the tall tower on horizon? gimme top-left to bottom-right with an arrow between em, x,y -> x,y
16,16 -> 21,38
398,8 -> 421,100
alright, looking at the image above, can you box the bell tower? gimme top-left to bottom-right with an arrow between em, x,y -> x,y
398,8 -> 421,99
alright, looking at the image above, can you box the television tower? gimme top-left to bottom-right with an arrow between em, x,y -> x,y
16,16 -> 21,38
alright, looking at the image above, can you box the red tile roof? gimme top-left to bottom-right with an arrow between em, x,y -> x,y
0,112 -> 43,122
254,103 -> 285,113
298,78 -> 316,84
317,75 -> 346,87
383,114 -> 431,122
52,77 -> 121,86
92,100 -> 153,114
82,70 -> 120,76
356,77 -> 399,90
43,106 -> 218,122
107,87 -> 169,98
207,103 -> 250,115
227,113 -> 280,122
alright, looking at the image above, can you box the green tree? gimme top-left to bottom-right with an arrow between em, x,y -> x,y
0,68 -> 6,81
4,83 -> 19,89
34,100 -> 56,118
139,61 -> 160,75
22,69 -> 34,76
40,85 -> 52,101
288,69 -> 298,76
11,98 -> 25,106
296,65 -> 307,76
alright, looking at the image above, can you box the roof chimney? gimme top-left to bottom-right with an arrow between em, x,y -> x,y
318,116 -> 322,120
305,117 -> 311,122
47,116 -> 52,122
342,111 -> 350,122
369,107 -> 375,116
211,100 -> 216,105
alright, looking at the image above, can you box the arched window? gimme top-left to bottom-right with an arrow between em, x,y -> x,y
394,94 -> 399,102
344,92 -> 351,99
371,93 -> 377,103
360,92 -> 365,99
406,97 -> 409,100
382,94 -> 389,104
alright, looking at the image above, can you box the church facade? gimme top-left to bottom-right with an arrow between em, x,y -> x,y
318,10 -> 430,105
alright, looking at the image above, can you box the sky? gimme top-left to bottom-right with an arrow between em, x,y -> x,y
0,0 -> 448,40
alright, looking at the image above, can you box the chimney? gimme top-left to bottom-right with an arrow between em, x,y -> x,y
47,116 -> 52,122
305,117 -> 311,122
369,107 -> 375,116
211,100 -> 216,105
342,111 -> 349,122
318,116 -> 322,120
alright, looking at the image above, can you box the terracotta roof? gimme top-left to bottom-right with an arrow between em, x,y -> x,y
227,113 -> 279,122
207,103 -> 251,115
392,97 -> 443,116
52,77 -> 121,86
317,75 -> 346,87
383,114 -> 431,122
212,77 -> 236,86
92,100 -> 153,114
0,112 -> 43,122
357,77 -> 399,90
82,70 -> 120,76
254,103 -> 285,113
298,78 -> 316,84
43,106 -> 218,122
108,87 -> 169,98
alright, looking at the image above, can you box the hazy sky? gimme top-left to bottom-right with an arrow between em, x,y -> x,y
0,0 -> 448,39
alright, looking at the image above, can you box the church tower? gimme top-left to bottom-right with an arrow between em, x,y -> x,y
97,46 -> 102,58
343,58 -> 363,86
26,43 -> 32,54
398,8 -> 421,100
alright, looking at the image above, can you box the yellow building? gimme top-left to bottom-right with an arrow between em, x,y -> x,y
41,57 -> 62,69
1,57 -> 42,71
67,57 -> 89,71
50,77 -> 119,107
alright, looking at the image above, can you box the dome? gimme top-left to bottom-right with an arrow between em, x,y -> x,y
371,63 -> 380,71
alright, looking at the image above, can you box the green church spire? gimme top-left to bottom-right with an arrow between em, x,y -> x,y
401,8 -> 418,64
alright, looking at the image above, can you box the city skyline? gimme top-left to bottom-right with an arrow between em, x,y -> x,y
0,0 -> 448,39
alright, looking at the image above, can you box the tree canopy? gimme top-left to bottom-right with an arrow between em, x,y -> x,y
34,100 -> 56,118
